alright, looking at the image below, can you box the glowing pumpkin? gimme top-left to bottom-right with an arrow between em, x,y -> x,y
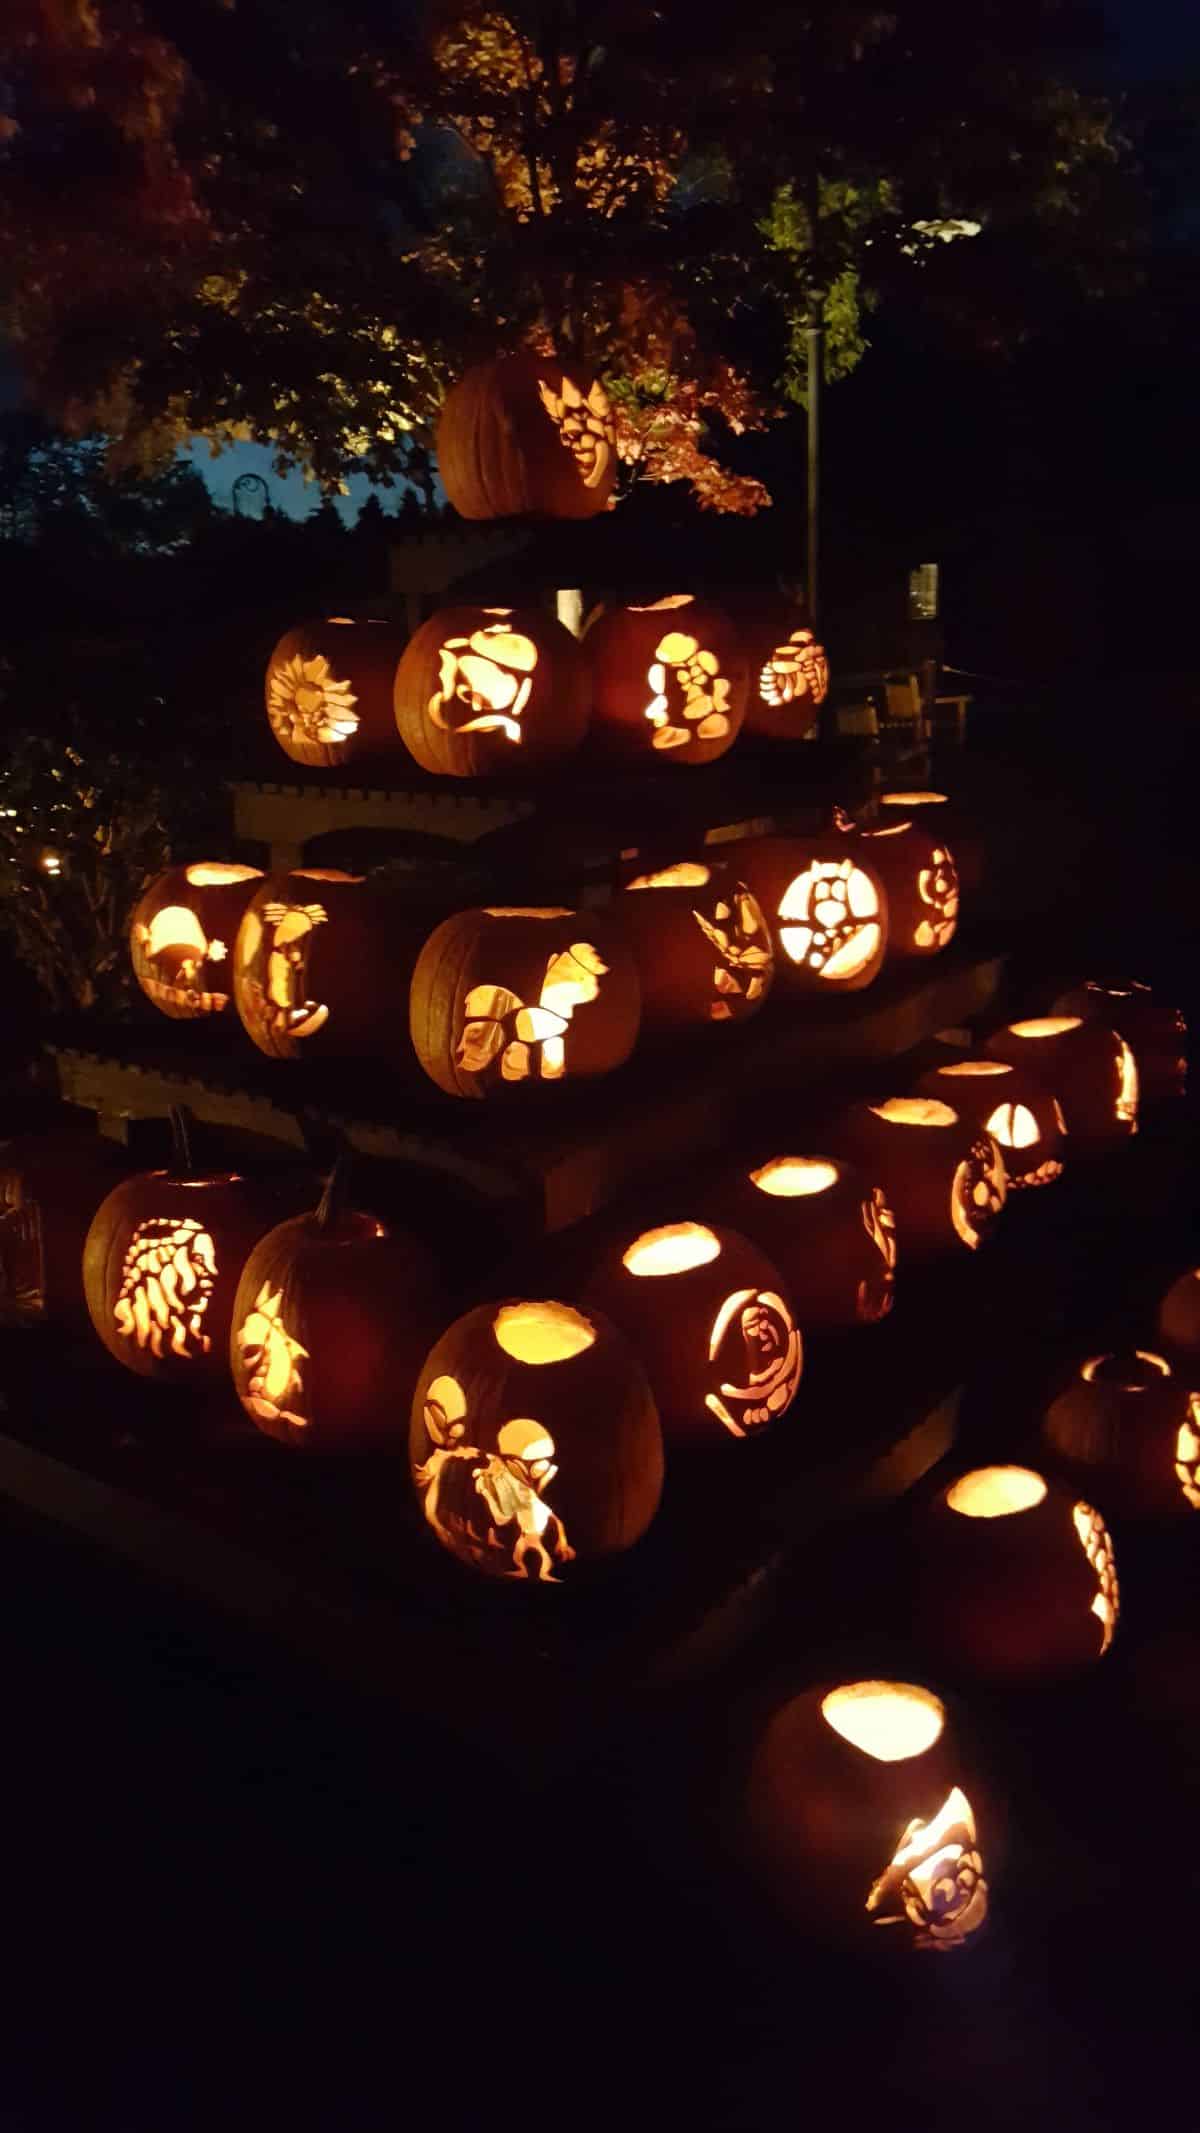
876,790 -> 984,896
393,605 -> 590,777
713,1155 -> 897,1331
984,1016 -> 1137,1153
859,820 -> 960,958
915,1060 -> 1065,1189
1054,978 -> 1187,1107
743,1678 -> 991,1952
233,869 -> 425,1063
436,353 -> 617,520
724,835 -> 889,992
736,603 -> 830,741
581,1220 -> 802,1446
410,1299 -> 663,1579
832,1098 -> 1006,1261
619,862 -> 774,1031
265,617 -> 407,769
1041,1349 -> 1200,1519
583,597 -> 748,765
131,862 -> 264,1020
409,906 -> 640,1099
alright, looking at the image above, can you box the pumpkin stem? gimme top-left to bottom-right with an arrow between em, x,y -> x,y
316,1147 -> 353,1231
167,1104 -> 197,1179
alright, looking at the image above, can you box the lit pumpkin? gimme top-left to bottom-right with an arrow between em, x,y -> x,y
743,1678 -> 991,1952
832,1098 -> 1006,1261
234,869 -> 424,1063
910,1465 -> 1118,1677
1041,1349 -> 1200,1520
264,617 -> 407,769
1157,1266 -> 1200,1370
0,1126 -> 130,1333
712,1155 -> 897,1332
581,1220 -> 802,1446
393,604 -> 590,778
410,1299 -> 663,1580
859,819 -> 960,958
583,596 -> 748,764
736,604 -> 830,742
409,906 -> 640,1099
130,862 -> 264,1020
619,862 -> 774,1031
82,1111 -> 292,1383
1054,978 -> 1187,1107
876,790 -> 984,896
436,353 -> 617,521
915,1060 -> 1065,1190
230,1160 -> 442,1451
984,1015 -> 1138,1152
725,835 -> 888,992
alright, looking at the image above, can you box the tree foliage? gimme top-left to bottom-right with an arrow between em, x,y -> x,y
0,0 -> 1135,511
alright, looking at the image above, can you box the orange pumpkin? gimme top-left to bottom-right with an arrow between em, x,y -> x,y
1041,1349 -> 1199,1521
737,603 -> 830,741
914,1060 -> 1065,1190
725,835 -> 889,992
437,353 -> 617,520
233,869 -> 425,1063
1053,978 -> 1186,1107
859,820 -> 960,958
264,617 -> 407,769
131,862 -> 264,1020
832,1098 -> 1006,1261
984,1016 -> 1138,1153
618,861 -> 774,1031
712,1155 -> 897,1332
583,596 -> 748,765
394,604 -> 590,777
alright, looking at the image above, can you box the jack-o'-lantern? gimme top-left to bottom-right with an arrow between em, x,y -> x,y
410,1300 -> 663,1579
436,353 -> 617,521
583,597 -> 748,764
985,1016 -> 1137,1153
876,791 -> 984,896
619,862 -> 774,1031
743,1678 -> 990,1952
725,835 -> 888,992
910,1465 -> 1118,1677
393,605 -> 590,778
713,1155 -> 897,1332
859,820 -> 959,958
82,1111 -> 294,1383
915,1060 -> 1065,1190
131,863 -> 264,1020
1041,1349 -> 1200,1520
832,1098 -> 1005,1262
230,1160 -> 442,1451
264,617 -> 407,769
234,869 -> 425,1062
409,906 -> 640,1099
1054,979 -> 1187,1107
1157,1266 -> 1200,1370
0,1126 -> 129,1333
736,605 -> 830,741
581,1220 -> 802,1447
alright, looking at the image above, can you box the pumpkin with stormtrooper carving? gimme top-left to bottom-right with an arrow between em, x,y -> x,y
583,596 -> 748,764
724,835 -> 889,993
131,862 -> 264,1020
437,353 -> 618,520
394,604 -> 590,777
915,1060 -> 1065,1190
410,1299 -> 663,1580
618,861 -> 774,1031
984,1016 -> 1138,1153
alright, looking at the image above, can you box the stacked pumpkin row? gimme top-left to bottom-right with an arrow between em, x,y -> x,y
265,594 -> 830,778
130,804 -> 962,1087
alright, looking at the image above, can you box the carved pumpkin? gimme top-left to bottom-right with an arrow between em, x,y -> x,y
264,617 -> 407,769
437,353 -> 617,521
1054,979 -> 1187,1107
743,1678 -> 990,1952
1041,1349 -> 1200,1520
581,1220 -> 802,1447
583,597 -> 748,765
409,906 -> 640,1099
618,862 -> 774,1031
0,1126 -> 129,1333
832,1098 -> 1006,1261
712,1156 -> 897,1332
910,1465 -> 1118,1677
1157,1266 -> 1200,1370
131,862 -> 264,1021
82,1111 -> 289,1383
234,869 -> 423,1063
726,835 -> 888,992
410,1299 -> 663,1579
984,1016 -> 1138,1153
737,604 -> 830,741
230,1159 -> 442,1451
393,604 -> 590,778
876,790 -> 984,896
859,820 -> 960,958
915,1060 -> 1065,1190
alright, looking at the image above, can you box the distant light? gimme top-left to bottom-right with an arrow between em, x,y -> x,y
910,218 -> 983,243
38,848 -> 64,877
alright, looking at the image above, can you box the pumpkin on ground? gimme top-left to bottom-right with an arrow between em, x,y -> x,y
712,1155 -> 897,1332
915,1059 -> 1065,1190
859,819 -> 960,958
230,1158 -> 442,1451
410,1299 -> 663,1580
234,868 -> 426,1063
618,861 -> 774,1031
409,905 -> 640,1098
736,603 -> 830,742
265,617 -> 407,769
131,862 -> 264,1021
583,596 -> 748,765
436,353 -> 617,520
0,1125 -> 130,1332
725,835 -> 889,992
1040,1348 -> 1200,1520
984,1016 -> 1138,1153
1053,978 -> 1186,1107
831,1098 -> 1006,1261
394,604 -> 590,777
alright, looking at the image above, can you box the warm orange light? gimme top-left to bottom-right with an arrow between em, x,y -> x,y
947,1466 -> 1048,1518
865,822 -> 912,839
482,906 -> 574,920
292,869 -> 364,884
623,1222 -> 721,1276
1080,1349 -> 1170,1387
626,863 -> 712,890
871,1097 -> 958,1128
493,1301 -> 596,1364
185,863 -> 264,886
628,595 -> 695,611
937,1061 -> 1010,1078
881,791 -> 949,807
985,1101 -> 1040,1149
821,1681 -> 945,1762
1008,1016 -> 1082,1037
750,1157 -> 839,1198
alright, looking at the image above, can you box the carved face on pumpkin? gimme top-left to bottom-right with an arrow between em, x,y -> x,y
705,1284 -> 803,1437
859,1187 -> 898,1320
950,1135 -> 1007,1249
457,940 -> 609,1084
536,372 -> 616,490
778,857 -> 883,981
112,1216 -> 219,1362
428,612 -> 539,747
758,627 -> 830,713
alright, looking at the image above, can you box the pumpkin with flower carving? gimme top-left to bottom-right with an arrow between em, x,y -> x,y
265,617 -> 407,769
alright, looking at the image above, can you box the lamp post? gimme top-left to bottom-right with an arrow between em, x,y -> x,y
806,318 -> 824,628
